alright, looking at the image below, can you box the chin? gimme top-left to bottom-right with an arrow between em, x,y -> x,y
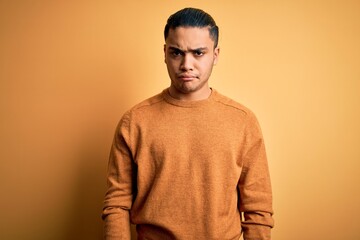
177,83 -> 198,93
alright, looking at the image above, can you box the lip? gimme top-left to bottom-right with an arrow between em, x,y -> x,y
177,74 -> 197,81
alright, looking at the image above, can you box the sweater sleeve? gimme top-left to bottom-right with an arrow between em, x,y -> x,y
102,111 -> 136,240
238,112 -> 274,240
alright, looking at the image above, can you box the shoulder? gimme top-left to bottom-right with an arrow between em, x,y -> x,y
120,90 -> 166,121
212,90 -> 264,137
212,89 -> 255,118
130,91 -> 164,111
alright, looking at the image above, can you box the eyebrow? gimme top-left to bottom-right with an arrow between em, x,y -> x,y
168,46 -> 209,53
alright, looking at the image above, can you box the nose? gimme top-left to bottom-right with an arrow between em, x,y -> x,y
180,54 -> 193,71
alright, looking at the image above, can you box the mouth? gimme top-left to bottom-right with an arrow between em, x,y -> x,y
177,74 -> 197,81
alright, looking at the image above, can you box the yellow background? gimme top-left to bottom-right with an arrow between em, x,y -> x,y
1,1 -> 359,239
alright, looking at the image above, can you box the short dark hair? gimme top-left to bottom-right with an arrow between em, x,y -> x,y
164,8 -> 219,48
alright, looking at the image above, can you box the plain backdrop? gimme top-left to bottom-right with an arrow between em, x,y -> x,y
1,0 -> 359,239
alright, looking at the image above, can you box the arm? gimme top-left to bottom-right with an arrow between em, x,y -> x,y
102,112 -> 136,240
238,113 -> 274,240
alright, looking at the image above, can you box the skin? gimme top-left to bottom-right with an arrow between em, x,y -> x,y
164,27 -> 220,101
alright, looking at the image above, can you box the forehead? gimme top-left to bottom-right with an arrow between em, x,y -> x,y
166,27 -> 214,49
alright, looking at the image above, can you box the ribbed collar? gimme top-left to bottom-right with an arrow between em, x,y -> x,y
162,88 -> 217,108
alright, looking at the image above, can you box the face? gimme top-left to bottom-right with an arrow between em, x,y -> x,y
164,27 -> 219,100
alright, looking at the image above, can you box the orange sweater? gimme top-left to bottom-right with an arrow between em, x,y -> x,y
102,89 -> 274,240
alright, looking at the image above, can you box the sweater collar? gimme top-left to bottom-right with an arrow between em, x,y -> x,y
162,88 -> 217,108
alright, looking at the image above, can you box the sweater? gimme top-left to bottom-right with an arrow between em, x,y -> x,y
102,88 -> 274,240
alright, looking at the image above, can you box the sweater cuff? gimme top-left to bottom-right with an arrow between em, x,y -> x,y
242,224 -> 272,240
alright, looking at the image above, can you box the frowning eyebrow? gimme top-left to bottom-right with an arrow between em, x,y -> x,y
168,46 -> 209,54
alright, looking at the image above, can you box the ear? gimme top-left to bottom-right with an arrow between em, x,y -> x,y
213,46 -> 220,65
164,44 -> 167,64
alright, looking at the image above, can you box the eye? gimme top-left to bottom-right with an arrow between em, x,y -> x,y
194,50 -> 204,56
171,50 -> 183,57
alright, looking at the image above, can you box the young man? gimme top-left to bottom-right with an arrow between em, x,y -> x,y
102,8 -> 274,240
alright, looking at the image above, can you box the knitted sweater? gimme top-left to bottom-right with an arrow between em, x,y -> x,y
102,89 -> 274,240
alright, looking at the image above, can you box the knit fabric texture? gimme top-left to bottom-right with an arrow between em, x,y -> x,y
102,88 -> 274,240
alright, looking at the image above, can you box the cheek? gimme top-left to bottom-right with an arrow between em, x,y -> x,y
165,58 -> 174,67
199,60 -> 214,72
170,60 -> 183,71
166,61 -> 178,75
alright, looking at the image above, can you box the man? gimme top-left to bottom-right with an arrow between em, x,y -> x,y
102,7 -> 274,240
